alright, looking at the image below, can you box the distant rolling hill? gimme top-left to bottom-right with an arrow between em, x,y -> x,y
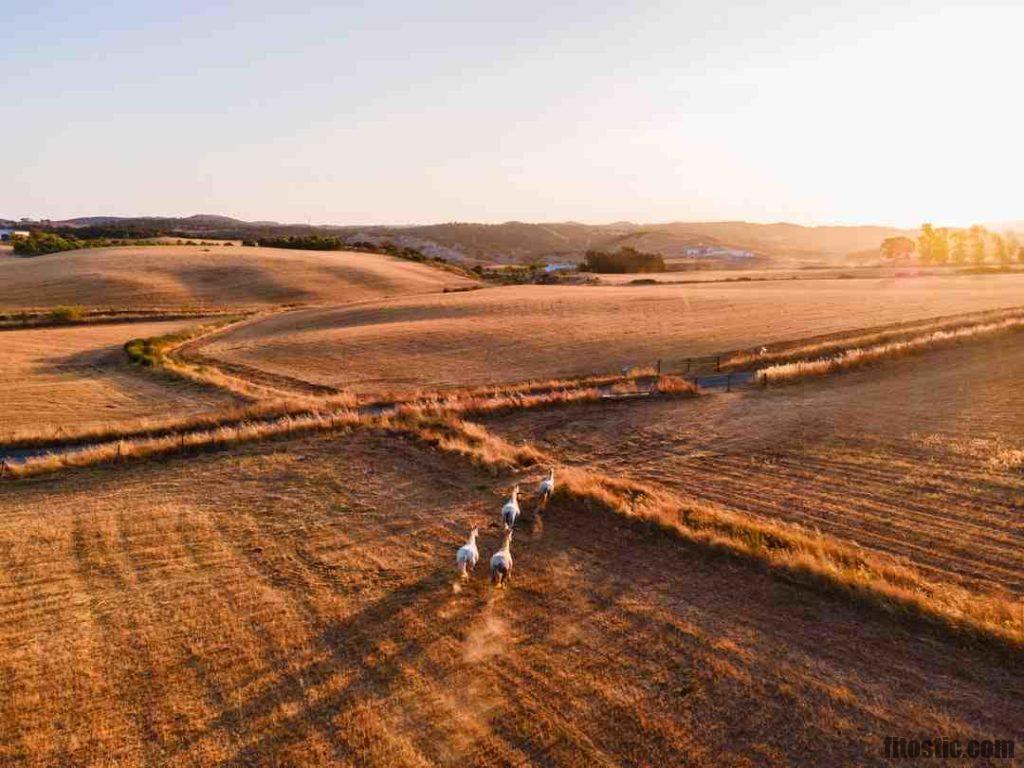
348,221 -> 917,266
0,244 -> 476,310
11,215 -> 917,266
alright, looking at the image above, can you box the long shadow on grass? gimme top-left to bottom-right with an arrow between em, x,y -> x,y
194,568 -> 464,765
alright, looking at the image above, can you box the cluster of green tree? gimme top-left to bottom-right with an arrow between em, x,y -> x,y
578,247 -> 666,273
471,263 -> 547,285
259,234 -> 436,261
349,240 -> 474,277
47,225 -> 164,240
12,231 -> 87,256
348,240 -> 439,263
881,225 -> 1024,265
257,234 -> 348,250
257,235 -> 472,277
12,231 -> 162,256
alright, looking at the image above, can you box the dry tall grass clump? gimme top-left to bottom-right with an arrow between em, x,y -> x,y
652,374 -> 695,394
725,307 -> 1024,370
0,306 -> 239,330
2,409 -> 366,480
1,404 -> 538,481
364,366 -> 664,411
380,410 -> 545,471
429,374 -> 694,417
757,315 -> 1024,384
123,318 -> 243,367
0,391 -> 361,449
0,369 -> 684,476
552,467 -> 1024,649
120,314 -> 289,401
918,433 -> 1024,472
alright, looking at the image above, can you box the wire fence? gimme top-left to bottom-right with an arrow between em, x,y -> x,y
622,355 -> 758,393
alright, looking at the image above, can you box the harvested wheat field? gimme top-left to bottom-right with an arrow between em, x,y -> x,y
199,275 -> 1024,395
484,333 -> 1024,598
590,264 -> 1006,285
0,430 -> 1020,767
0,246 -> 475,311
0,321 -> 237,438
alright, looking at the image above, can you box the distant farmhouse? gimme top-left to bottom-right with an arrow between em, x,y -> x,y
0,229 -> 30,242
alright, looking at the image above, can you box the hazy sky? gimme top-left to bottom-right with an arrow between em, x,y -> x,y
3,1 -> 1021,226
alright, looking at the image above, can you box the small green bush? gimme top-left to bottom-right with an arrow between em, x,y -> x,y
50,305 -> 85,323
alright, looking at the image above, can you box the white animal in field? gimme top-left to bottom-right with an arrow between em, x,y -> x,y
456,527 -> 479,579
537,468 -> 555,507
501,485 -> 520,529
490,530 -> 514,587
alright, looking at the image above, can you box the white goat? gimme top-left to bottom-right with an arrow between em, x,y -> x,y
455,527 -> 479,579
490,530 -> 514,587
537,468 -> 556,508
500,485 -> 520,530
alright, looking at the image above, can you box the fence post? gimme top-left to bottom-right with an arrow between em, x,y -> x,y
686,358 -> 691,373
726,373 -> 732,392
656,359 -> 661,375
716,356 -> 721,371
117,442 -> 122,462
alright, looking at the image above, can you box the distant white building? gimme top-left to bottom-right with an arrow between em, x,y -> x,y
684,246 -> 755,259
544,262 -> 576,273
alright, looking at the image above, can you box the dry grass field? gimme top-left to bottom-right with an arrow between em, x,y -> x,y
0,321 -> 237,438
0,245 -> 475,311
591,264 -> 1017,284
199,275 -> 1024,395
483,334 -> 1024,598
0,430 -> 1020,767
2,249 -> 1022,766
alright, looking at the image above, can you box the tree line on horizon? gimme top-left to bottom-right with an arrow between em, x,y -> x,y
881,225 -> 1023,265
578,247 -> 666,273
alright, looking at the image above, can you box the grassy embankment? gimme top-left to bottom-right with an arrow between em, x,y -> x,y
755,314 -> 1024,384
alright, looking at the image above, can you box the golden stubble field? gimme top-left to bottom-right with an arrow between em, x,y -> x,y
1,246 -> 1023,766
0,430 -> 1020,767
0,321 -> 238,438
483,335 -> 1024,598
198,274 -> 1024,395
0,245 -> 475,311
589,264 -> 1013,284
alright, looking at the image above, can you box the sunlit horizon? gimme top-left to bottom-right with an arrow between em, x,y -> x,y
4,1 -> 1022,228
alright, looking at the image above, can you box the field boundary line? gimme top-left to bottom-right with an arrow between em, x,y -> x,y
718,306 -> 1024,371
548,466 -> 1024,654
755,314 -> 1024,384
